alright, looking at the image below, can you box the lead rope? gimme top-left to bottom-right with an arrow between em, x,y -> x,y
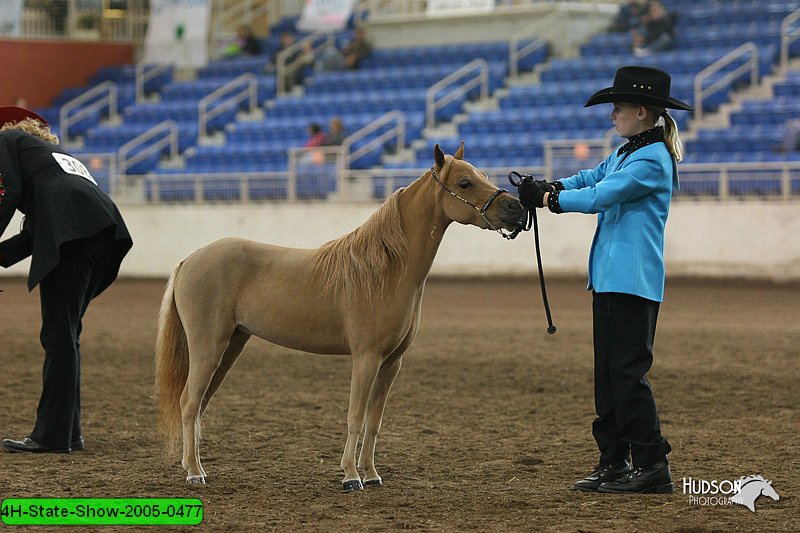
508,171 -> 557,335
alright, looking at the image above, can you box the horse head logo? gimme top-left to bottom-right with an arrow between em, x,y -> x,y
730,475 -> 780,512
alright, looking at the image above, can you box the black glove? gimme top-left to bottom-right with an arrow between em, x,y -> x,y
518,180 -> 549,208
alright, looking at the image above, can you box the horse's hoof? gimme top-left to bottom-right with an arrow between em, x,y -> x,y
186,475 -> 206,485
342,479 -> 364,492
364,478 -> 383,488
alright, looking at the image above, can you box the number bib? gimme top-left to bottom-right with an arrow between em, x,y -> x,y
52,153 -> 98,186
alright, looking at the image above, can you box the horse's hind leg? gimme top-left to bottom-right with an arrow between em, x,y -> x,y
180,335 -> 231,484
200,329 -> 251,417
358,353 -> 403,487
340,353 -> 383,492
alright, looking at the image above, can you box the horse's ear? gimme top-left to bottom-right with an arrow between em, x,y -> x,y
433,144 -> 446,169
454,141 -> 464,160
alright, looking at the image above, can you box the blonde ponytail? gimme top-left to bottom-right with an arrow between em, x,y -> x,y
662,110 -> 684,162
646,106 -> 684,162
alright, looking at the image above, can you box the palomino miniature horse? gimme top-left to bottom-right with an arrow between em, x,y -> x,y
155,143 -> 524,490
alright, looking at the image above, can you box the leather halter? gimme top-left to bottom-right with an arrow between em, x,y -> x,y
430,166 -> 522,240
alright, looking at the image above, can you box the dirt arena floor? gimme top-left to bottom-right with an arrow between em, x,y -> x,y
1,275 -> 797,532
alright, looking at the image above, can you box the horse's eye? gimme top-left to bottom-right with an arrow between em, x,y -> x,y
458,179 -> 472,190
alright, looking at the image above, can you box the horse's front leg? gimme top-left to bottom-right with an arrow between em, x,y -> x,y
340,353 -> 382,492
358,354 -> 403,487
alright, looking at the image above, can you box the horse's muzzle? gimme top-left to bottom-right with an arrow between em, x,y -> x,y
498,196 -> 525,230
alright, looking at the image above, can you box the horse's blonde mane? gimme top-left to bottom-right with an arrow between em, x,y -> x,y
312,188 -> 409,300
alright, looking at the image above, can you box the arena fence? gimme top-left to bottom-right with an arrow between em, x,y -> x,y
93,159 -> 800,206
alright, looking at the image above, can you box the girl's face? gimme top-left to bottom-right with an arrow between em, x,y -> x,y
611,102 -> 648,138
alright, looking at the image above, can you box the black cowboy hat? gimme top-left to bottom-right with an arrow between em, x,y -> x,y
584,66 -> 693,111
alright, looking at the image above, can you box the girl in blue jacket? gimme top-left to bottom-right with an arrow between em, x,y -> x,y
520,66 -> 693,494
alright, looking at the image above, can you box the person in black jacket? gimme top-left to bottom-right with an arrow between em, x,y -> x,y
0,106 -> 133,454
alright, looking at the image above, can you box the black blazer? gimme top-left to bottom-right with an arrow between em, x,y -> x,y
0,131 -> 132,292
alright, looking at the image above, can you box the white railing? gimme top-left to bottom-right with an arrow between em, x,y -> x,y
508,11 -> 560,78
117,158 -> 800,205
678,162 -> 800,201
276,31 -> 335,96
59,81 -> 118,147
694,42 -> 759,122
542,138 -> 614,181
781,10 -> 800,72
426,59 -> 489,129
344,110 -> 406,169
284,111 -> 407,201
135,62 -> 172,103
198,73 -> 258,139
117,121 -> 179,176
143,171 -> 288,204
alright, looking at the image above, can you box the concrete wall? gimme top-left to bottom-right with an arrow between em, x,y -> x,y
363,4 -> 615,55
3,201 -> 799,281
0,39 -> 134,108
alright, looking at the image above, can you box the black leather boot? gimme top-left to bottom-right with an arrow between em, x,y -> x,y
572,460 -> 632,492
597,459 -> 674,494
2,436 -> 72,454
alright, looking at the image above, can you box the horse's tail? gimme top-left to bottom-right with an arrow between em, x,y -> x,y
155,261 -> 189,455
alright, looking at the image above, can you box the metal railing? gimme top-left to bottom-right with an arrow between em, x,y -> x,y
508,11 -> 560,78
135,62 -> 172,103
118,156 -> 800,205
276,30 -> 335,96
781,10 -> 800,72
198,73 -> 258,139
117,120 -> 179,176
142,170 -> 289,204
426,59 -> 489,129
59,81 -> 118,147
694,42 -> 759,122
344,110 -> 406,169
284,111 -> 407,201
543,138 -> 614,181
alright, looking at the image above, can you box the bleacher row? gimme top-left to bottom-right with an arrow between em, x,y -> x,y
39,0 -> 800,202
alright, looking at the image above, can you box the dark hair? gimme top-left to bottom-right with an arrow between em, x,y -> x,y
309,123 -> 322,134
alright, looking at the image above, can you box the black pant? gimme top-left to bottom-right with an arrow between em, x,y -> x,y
29,230 -> 120,449
591,291 -> 671,467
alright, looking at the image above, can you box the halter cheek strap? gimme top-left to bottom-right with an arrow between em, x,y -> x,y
430,166 -> 520,240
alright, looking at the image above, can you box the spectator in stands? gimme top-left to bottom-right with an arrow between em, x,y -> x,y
267,32 -> 312,92
0,105 -> 132,454
608,0 -> 646,33
517,66 -> 693,495
305,123 -> 326,147
225,25 -> 262,57
779,118 -> 800,153
317,27 -> 372,71
632,1 -> 676,57
322,117 -> 346,146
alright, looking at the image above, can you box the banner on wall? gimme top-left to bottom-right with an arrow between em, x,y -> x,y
297,0 -> 357,32
427,0 -> 495,16
143,0 -> 211,68
0,0 -> 24,36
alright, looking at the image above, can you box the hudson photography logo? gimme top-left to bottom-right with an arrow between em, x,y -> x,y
682,475 -> 780,512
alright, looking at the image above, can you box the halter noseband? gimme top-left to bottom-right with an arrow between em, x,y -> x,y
430,166 -> 522,240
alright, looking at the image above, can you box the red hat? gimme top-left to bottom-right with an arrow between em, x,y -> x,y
0,105 -> 49,126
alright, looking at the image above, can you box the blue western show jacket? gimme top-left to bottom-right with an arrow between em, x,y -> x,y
556,142 -> 677,302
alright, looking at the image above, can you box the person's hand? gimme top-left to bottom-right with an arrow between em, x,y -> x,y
518,180 -> 549,208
